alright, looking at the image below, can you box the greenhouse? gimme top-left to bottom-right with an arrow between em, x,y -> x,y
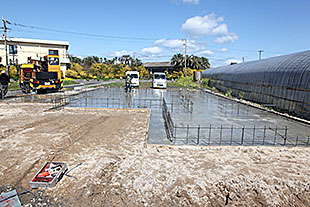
202,50 -> 310,120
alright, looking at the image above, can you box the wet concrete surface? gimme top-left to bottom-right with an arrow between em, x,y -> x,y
66,87 -> 310,147
4,86 -> 310,146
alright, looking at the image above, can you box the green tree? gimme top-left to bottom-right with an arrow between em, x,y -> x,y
9,65 -> 18,79
66,69 -> 79,78
170,53 -> 210,77
83,56 -> 100,69
136,65 -> 149,79
68,55 -> 82,64
171,53 -> 185,71
66,63 -> 84,78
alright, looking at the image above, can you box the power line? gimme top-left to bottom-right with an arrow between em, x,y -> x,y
11,22 -> 158,41
4,19 -> 296,61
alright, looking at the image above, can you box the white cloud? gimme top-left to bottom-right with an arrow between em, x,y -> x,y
183,0 -> 199,4
141,46 -> 162,55
155,38 -> 205,52
219,48 -> 229,52
181,13 -> 238,44
182,14 -> 227,38
199,50 -> 214,56
225,58 -> 241,65
108,50 -> 129,57
214,33 -> 238,44
155,39 -> 184,51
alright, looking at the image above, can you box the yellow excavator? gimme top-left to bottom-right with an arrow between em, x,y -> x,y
19,55 -> 63,93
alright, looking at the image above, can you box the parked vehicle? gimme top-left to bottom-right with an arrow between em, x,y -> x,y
125,71 -> 139,87
19,55 -> 63,93
152,72 -> 167,89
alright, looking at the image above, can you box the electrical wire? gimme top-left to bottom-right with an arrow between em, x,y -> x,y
4,19 -> 295,60
11,22 -> 158,41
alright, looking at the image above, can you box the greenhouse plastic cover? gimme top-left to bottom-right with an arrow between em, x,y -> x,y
202,50 -> 310,119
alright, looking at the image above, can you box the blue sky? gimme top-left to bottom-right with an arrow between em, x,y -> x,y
1,0 -> 309,66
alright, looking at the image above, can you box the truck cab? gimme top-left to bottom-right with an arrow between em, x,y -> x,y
152,72 -> 167,89
125,71 -> 139,87
19,55 -> 63,93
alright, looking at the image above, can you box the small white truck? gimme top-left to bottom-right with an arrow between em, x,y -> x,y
152,72 -> 167,89
125,71 -> 139,87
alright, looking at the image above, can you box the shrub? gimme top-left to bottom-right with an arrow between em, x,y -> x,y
66,69 -> 79,78
9,65 -> 18,79
239,91 -> 245,100
79,71 -> 88,79
226,89 -> 233,98
201,78 -> 210,87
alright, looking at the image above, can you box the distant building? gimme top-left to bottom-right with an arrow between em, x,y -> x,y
143,61 -> 175,74
0,37 -> 70,75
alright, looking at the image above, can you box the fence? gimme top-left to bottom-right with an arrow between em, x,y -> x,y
179,91 -> 194,113
68,96 -> 162,109
162,98 -> 174,142
162,98 -> 310,147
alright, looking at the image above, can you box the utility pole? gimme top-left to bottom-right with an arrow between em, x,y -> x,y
258,50 -> 264,60
2,17 -> 9,75
183,38 -> 187,77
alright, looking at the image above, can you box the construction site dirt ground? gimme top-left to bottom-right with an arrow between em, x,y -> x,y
1,102 -> 310,206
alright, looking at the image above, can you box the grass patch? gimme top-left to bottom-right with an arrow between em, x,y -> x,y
63,79 -> 80,85
8,81 -> 20,91
139,82 -> 152,88
168,77 -> 201,88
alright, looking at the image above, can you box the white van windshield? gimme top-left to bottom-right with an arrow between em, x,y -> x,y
154,74 -> 166,79
131,74 -> 138,78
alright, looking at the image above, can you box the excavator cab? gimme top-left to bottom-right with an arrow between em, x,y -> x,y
19,55 -> 63,93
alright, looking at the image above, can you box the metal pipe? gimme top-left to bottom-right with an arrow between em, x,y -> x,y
252,125 -> 256,145
230,125 -> 233,145
186,124 -> 189,145
197,125 -> 200,145
284,126 -> 288,146
220,125 -> 223,145
263,125 -> 266,145
241,126 -> 245,145
273,126 -> 277,146
208,124 -> 212,145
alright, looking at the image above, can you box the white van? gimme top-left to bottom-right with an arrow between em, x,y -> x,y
152,72 -> 167,89
125,71 -> 139,87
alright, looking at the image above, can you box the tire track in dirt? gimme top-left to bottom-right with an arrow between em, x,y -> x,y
0,116 -> 61,141
48,115 -> 109,161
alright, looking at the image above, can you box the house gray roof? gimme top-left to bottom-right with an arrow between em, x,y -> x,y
143,61 -> 174,68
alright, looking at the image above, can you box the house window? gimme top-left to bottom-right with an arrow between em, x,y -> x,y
49,50 -> 59,55
9,45 -> 17,54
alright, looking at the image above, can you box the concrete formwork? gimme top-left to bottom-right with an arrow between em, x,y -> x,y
65,87 -> 310,147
